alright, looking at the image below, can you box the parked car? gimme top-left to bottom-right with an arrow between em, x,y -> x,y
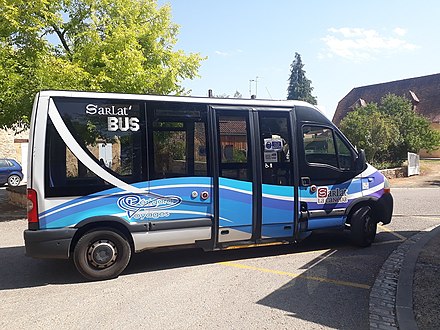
0,158 -> 24,186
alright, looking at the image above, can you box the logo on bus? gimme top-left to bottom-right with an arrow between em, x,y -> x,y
85,103 -> 140,132
317,187 -> 348,204
117,194 -> 182,220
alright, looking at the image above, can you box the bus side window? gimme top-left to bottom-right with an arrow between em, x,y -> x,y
303,125 -> 338,168
259,114 -> 292,186
46,98 -> 146,197
302,125 -> 355,171
149,103 -> 208,179
218,115 -> 251,181
335,134 -> 355,170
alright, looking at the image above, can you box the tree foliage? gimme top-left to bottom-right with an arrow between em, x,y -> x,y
287,52 -> 317,104
339,103 -> 400,165
0,0 -> 204,129
340,94 -> 440,166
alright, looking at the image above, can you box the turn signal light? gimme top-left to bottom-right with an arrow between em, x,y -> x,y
384,177 -> 391,194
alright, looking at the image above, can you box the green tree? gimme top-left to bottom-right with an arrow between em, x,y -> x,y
287,52 -> 317,104
0,0 -> 204,129
340,94 -> 440,167
378,94 -> 440,160
340,103 -> 400,165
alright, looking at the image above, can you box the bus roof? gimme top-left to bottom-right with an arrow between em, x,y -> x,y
37,90 -> 319,110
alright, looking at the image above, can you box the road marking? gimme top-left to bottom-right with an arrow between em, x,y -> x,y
378,225 -> 407,241
218,261 -> 370,290
299,249 -> 338,270
225,242 -> 286,250
393,215 -> 440,220
373,239 -> 407,246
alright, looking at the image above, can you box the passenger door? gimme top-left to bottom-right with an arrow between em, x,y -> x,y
259,111 -> 296,238
214,109 -> 255,243
212,107 -> 298,244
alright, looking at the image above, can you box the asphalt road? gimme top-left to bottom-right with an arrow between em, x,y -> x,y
0,187 -> 439,329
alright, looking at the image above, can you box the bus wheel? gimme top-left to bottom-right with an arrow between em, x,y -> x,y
73,229 -> 131,281
350,206 -> 376,247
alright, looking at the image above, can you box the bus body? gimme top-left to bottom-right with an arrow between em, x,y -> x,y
24,91 -> 393,280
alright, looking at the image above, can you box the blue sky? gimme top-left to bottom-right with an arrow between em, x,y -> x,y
158,0 -> 440,119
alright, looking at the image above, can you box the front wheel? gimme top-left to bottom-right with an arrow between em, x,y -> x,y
8,174 -> 21,186
350,206 -> 377,247
73,229 -> 131,280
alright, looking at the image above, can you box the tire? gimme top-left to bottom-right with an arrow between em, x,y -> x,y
7,174 -> 21,186
350,206 -> 377,247
73,229 -> 131,281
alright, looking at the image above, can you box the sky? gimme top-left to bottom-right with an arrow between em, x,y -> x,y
157,0 -> 440,120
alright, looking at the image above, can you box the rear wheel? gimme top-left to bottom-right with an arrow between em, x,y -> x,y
7,174 -> 21,186
350,206 -> 376,247
73,229 -> 131,280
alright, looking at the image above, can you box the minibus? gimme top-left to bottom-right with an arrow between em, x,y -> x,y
24,91 -> 393,280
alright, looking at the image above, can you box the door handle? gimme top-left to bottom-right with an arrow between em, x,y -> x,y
301,177 -> 311,186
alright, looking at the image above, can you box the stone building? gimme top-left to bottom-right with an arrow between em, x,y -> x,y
333,73 -> 440,158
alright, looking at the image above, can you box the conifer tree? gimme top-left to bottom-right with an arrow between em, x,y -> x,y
287,52 -> 317,104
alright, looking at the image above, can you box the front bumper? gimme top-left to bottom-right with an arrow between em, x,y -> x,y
24,228 -> 77,259
375,193 -> 393,225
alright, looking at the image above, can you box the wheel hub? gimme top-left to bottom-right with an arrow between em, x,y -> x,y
87,240 -> 118,269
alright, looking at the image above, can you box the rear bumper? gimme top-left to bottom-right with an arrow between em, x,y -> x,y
24,228 -> 77,259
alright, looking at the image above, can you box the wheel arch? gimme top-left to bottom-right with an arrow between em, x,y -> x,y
8,171 -> 23,180
70,216 -> 135,255
345,197 -> 380,224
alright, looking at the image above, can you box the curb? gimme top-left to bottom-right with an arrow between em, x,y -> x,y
369,225 -> 440,329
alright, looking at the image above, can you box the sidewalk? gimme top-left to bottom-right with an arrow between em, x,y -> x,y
370,159 -> 440,330
369,225 -> 440,330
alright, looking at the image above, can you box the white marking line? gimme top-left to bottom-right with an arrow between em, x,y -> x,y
301,249 -> 338,269
373,239 -> 407,246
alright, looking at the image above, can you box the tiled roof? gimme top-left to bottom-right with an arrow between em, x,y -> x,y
333,73 -> 440,125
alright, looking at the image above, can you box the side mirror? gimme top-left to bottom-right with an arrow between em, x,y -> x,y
356,149 -> 367,171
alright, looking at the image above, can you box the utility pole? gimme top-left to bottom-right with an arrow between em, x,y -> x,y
255,76 -> 260,98
249,79 -> 255,98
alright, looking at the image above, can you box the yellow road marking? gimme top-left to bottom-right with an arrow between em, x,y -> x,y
378,225 -> 406,241
291,249 -> 332,256
218,261 -> 370,290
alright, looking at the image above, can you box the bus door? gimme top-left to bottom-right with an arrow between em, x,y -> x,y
211,107 -> 298,245
213,108 -> 256,243
258,110 -> 297,239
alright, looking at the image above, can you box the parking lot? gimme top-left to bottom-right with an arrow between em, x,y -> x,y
1,187 -> 440,329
